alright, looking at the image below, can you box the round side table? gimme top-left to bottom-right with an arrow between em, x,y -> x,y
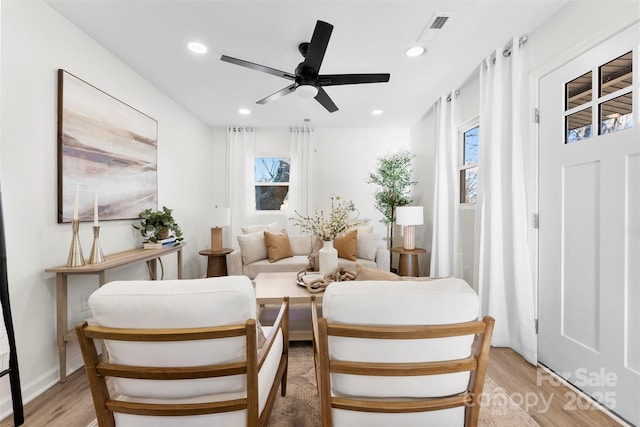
391,247 -> 427,277
199,248 -> 233,277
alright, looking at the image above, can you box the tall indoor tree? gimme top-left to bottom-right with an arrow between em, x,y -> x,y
367,150 -> 416,257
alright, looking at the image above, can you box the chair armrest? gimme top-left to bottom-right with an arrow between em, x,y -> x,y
226,249 -> 243,276
375,247 -> 391,271
311,296 -> 320,362
257,297 -> 289,370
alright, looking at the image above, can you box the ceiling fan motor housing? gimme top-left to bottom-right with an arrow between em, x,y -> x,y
220,20 -> 389,112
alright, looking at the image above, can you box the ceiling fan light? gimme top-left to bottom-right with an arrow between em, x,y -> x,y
187,42 -> 207,54
406,46 -> 425,57
296,84 -> 319,98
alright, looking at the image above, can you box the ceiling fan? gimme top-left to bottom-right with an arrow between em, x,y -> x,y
220,20 -> 390,113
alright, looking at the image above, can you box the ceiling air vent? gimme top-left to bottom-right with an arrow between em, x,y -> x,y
430,15 -> 449,29
418,13 -> 451,41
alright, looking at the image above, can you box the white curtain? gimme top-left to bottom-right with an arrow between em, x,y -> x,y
288,126 -> 313,222
475,37 -> 537,364
430,94 -> 460,277
226,126 -> 255,248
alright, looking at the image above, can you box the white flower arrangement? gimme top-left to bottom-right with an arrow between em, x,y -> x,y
291,195 -> 369,241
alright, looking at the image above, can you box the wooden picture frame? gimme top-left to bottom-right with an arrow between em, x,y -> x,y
57,69 -> 158,223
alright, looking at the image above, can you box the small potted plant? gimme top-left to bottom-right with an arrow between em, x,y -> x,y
133,206 -> 183,243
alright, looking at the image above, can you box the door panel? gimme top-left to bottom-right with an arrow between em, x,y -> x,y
562,161 -> 600,352
538,23 -> 639,425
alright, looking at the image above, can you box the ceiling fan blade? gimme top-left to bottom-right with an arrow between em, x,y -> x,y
319,73 -> 391,86
314,87 -> 338,113
303,20 -> 333,73
220,55 -> 295,80
256,84 -> 297,104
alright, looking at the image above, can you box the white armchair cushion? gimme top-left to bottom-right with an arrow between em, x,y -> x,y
89,277 -> 265,400
322,278 -> 479,398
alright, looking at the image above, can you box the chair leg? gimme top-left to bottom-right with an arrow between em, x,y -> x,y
281,358 -> 288,396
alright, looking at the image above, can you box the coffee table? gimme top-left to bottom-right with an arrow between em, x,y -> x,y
254,272 -> 323,341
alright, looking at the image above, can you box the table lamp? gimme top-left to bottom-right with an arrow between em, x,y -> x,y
210,207 -> 230,252
395,206 -> 423,250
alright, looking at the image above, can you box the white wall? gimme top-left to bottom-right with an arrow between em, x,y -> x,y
409,108 -> 436,276
0,1 -> 216,417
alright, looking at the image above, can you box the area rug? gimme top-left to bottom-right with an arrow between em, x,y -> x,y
88,342 -> 538,427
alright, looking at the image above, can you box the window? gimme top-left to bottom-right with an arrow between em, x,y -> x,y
565,51 -> 633,144
254,157 -> 290,211
459,124 -> 479,204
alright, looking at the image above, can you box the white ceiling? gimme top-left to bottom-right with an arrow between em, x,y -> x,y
46,0 -> 569,129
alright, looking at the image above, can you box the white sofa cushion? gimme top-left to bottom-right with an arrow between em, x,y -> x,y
322,278 -> 479,399
289,234 -> 313,256
356,230 -> 378,261
89,277 -> 266,400
237,230 -> 269,264
241,222 -> 280,234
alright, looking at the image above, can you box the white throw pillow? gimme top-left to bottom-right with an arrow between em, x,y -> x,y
237,231 -> 268,264
241,223 -> 280,234
356,229 -> 378,261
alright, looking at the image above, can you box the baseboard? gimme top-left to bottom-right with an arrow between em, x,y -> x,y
0,352 -> 85,421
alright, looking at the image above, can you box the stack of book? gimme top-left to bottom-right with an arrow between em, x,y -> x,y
143,237 -> 178,249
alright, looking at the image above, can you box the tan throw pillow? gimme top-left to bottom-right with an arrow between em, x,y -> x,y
334,229 -> 357,261
356,263 -> 402,281
264,230 -> 293,263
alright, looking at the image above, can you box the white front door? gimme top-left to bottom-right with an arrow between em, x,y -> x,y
538,23 -> 640,425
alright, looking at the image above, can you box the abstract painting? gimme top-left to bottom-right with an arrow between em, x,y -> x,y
57,69 -> 158,223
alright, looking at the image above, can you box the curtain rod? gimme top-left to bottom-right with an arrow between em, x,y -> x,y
503,36 -> 528,57
446,89 -> 460,102
228,126 -> 255,132
290,126 -> 313,133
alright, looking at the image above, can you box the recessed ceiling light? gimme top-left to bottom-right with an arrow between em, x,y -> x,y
371,109 -> 384,116
238,108 -> 251,115
405,46 -> 425,57
187,42 -> 207,54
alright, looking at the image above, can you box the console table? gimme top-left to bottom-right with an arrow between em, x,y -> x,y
44,244 -> 185,383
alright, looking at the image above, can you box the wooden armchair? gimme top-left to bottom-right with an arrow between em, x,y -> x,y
311,278 -> 494,427
76,276 -> 288,427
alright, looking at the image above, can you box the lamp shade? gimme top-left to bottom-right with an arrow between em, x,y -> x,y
395,206 -> 423,226
211,207 -> 230,227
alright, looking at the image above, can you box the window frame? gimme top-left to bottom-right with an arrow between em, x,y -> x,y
563,50 -> 633,144
458,118 -> 480,206
253,154 -> 291,213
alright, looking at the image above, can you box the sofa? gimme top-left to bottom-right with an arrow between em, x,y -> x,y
227,224 -> 390,279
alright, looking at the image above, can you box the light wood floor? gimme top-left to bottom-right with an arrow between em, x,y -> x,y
1,346 -> 626,427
